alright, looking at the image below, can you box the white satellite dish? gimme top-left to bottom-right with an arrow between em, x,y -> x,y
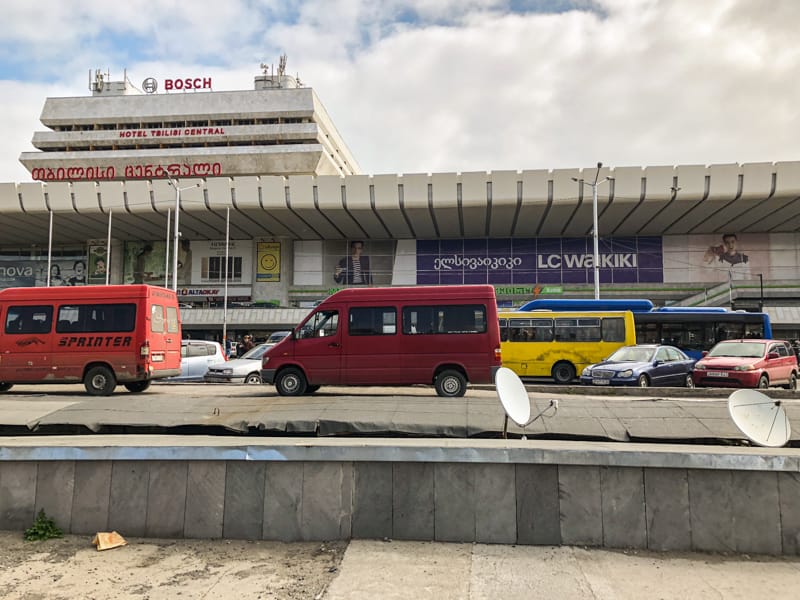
728,388 -> 791,448
496,367 -> 531,426
495,367 -> 558,438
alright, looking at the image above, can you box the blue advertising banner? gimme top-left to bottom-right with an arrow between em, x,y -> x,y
416,237 -> 663,285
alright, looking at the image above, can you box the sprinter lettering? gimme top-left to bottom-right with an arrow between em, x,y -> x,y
57,336 -> 133,348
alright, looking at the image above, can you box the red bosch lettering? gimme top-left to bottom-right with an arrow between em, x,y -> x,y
164,77 -> 212,91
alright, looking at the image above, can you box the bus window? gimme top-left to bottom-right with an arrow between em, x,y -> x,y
601,317 -> 625,342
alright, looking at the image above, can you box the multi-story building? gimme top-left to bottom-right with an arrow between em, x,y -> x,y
20,61 -> 359,182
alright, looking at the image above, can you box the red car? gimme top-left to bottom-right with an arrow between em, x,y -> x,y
692,339 -> 798,390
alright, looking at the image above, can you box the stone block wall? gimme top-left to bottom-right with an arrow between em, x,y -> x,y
2,455 -> 799,555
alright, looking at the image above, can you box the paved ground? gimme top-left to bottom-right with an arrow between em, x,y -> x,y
2,532 -> 799,600
1,382 -> 798,443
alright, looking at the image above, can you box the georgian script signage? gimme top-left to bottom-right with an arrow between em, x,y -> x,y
31,162 -> 222,182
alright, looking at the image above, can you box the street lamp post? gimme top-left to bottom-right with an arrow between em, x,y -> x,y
758,273 -> 764,311
164,176 -> 200,292
572,162 -> 613,300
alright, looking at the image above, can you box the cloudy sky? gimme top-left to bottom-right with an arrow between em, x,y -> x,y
1,0 -> 798,182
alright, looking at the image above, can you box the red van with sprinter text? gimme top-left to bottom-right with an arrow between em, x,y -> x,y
261,285 -> 502,397
0,284 -> 181,395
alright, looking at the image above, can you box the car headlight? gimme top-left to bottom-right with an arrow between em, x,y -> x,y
734,364 -> 755,371
618,369 -> 633,378
694,364 -> 706,370
582,367 -> 592,376
222,368 -> 233,375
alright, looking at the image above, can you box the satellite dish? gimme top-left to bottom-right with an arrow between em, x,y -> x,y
728,389 -> 791,448
495,367 -> 559,439
495,367 -> 531,426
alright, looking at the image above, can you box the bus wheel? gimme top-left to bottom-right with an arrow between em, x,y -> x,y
244,373 -> 262,385
0,383 -> 13,392
85,366 -> 116,396
275,367 -> 308,396
551,362 -> 575,385
124,380 -> 151,393
435,370 -> 467,397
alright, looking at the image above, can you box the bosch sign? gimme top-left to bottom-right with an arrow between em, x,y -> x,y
166,77 -> 212,91
142,77 -> 213,93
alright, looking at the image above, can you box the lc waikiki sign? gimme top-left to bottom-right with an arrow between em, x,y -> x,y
416,237 -> 664,285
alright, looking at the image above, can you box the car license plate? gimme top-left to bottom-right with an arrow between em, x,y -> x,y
592,378 -> 610,385
707,371 -> 728,377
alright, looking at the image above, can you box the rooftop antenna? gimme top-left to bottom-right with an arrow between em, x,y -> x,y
728,389 -> 791,447
495,367 -> 558,439
278,54 -> 287,77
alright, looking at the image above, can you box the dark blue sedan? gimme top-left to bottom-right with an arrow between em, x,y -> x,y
580,344 -> 696,388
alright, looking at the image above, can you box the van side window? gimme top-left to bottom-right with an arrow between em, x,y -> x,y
5,305 -> 53,334
349,307 -> 397,336
57,304 -> 136,333
402,305 -> 486,335
166,306 -> 179,333
151,304 -> 165,333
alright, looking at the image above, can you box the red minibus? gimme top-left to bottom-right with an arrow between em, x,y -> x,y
0,284 -> 181,395
261,285 -> 502,397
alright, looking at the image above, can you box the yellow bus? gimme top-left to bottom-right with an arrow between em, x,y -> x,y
498,310 -> 636,383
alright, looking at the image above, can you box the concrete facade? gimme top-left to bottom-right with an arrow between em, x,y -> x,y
2,438 -> 799,555
20,72 -> 360,180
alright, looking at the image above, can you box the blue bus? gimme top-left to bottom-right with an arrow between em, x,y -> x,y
517,299 -> 772,359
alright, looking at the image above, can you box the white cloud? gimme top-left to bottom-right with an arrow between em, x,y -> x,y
1,0 -> 799,183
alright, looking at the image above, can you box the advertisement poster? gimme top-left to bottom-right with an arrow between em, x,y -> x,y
416,237 -> 663,285
123,241 -> 169,285
324,240 -> 396,286
662,233 -> 774,283
88,242 -> 108,285
123,239 -> 253,286
256,242 -> 281,282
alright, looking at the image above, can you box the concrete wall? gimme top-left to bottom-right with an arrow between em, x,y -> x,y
1,438 -> 799,555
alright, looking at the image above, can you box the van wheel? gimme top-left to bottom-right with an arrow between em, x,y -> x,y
275,368 -> 308,396
124,381 -> 151,393
0,383 -> 13,392
758,375 -> 769,389
85,366 -> 116,396
244,373 -> 262,385
435,370 -> 467,397
552,362 -> 576,385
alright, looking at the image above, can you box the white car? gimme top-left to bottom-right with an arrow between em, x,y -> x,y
204,343 -> 273,384
168,340 -> 226,382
